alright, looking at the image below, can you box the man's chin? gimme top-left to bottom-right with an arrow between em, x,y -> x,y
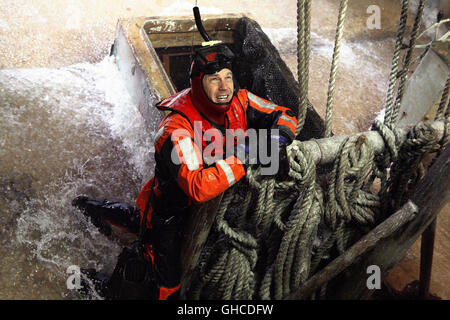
213,102 -> 231,113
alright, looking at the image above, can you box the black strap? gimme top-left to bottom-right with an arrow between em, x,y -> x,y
138,178 -> 156,244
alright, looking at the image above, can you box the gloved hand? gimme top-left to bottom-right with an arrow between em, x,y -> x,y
230,133 -> 290,179
276,141 -> 290,180
262,134 -> 290,179
228,136 -> 258,170
72,195 -> 112,236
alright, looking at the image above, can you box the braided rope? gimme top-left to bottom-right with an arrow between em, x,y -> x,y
324,0 -> 349,138
392,0 -> 427,124
325,135 -> 377,227
435,72 -> 450,121
439,121 -> 450,154
188,186 -> 258,299
296,0 -> 312,135
389,122 -> 441,209
262,143 -> 322,299
370,120 -> 403,202
384,0 -> 409,126
188,119 -> 445,300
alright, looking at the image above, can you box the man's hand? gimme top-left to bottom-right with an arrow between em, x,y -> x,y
276,141 -> 290,180
232,137 -> 258,170
72,196 -> 112,236
260,134 -> 290,179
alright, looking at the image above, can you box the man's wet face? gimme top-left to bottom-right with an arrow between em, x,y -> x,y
202,68 -> 234,104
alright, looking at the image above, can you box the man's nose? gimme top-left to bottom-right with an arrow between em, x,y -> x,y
219,79 -> 229,90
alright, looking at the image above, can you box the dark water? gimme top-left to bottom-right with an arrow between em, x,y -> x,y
0,57 -> 156,299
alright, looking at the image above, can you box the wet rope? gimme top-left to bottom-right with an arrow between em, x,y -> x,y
392,0 -> 427,124
188,119 -> 446,300
324,135 -> 379,230
296,0 -> 312,135
324,0 -> 349,138
309,134 -> 380,293
188,186 -> 258,300
384,0 -> 409,126
389,122 -> 442,210
262,143 -> 322,300
435,72 -> 450,122
369,120 -> 403,211
437,73 -> 450,151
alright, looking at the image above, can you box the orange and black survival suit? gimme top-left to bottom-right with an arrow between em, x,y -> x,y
72,44 -> 297,300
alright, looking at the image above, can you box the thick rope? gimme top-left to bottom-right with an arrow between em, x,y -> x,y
392,0 -> 427,124
325,134 -> 379,229
260,143 -> 323,299
435,72 -> 450,121
370,120 -> 403,207
188,119 -> 445,300
384,0 -> 409,126
322,134 -> 380,267
296,0 -> 312,135
389,122 -> 442,210
188,186 -> 258,299
324,0 -> 349,138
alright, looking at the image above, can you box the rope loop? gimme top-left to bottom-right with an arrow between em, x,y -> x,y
286,141 -> 316,190
389,122 -> 442,209
371,119 -> 402,165
325,134 -> 379,229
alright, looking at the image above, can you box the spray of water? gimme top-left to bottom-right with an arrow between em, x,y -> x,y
0,56 -> 155,299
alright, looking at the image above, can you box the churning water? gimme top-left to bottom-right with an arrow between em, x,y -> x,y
0,56 -> 156,299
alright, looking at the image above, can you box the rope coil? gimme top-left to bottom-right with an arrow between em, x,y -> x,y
325,134 -> 379,229
188,119 -> 448,300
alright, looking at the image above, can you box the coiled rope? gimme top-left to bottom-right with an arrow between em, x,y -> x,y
389,122 -> 442,210
189,186 -> 258,299
188,120 -> 448,300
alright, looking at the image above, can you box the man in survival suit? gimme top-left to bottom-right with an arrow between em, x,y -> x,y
72,42 -> 298,300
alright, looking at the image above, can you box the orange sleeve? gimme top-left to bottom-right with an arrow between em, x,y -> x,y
155,114 -> 245,204
176,152 -> 245,203
242,89 -> 298,141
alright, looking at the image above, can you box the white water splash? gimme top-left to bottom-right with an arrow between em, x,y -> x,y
81,56 -> 157,183
2,56 -> 154,299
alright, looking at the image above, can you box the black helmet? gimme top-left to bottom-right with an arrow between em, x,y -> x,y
190,43 -> 235,79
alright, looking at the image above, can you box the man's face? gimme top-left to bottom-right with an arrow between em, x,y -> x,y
202,68 -> 234,104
